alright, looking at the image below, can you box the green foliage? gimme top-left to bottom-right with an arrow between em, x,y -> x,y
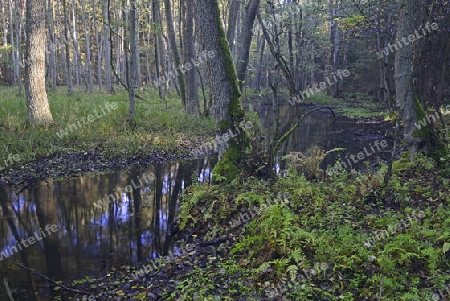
0,87 -> 215,163
177,150 -> 450,300
299,92 -> 386,118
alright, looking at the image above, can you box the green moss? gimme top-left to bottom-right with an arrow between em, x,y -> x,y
213,0 -> 243,124
412,96 -> 429,138
212,145 -> 241,184
211,0 -> 248,183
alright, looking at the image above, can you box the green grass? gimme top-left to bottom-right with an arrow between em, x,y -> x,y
0,87 -> 215,166
304,92 -> 388,119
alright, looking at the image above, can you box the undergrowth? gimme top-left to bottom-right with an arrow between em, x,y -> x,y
0,87 -> 215,164
172,153 -> 450,300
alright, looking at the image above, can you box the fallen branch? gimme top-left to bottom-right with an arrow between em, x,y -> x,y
3,278 -> 14,301
17,263 -> 89,296
199,237 -> 228,247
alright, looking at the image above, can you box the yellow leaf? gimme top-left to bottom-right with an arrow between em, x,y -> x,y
117,290 -> 125,296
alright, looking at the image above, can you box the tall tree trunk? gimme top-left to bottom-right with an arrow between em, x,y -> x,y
226,0 -> 240,53
92,0 -> 102,90
71,0 -> 83,87
25,0 -> 53,125
46,0 -> 57,90
14,0 -> 24,93
129,0 -> 137,121
62,0 -> 74,94
9,0 -> 17,85
103,0 -> 113,93
236,0 -> 259,91
164,0 -> 186,107
329,0 -> 341,97
152,0 -> 165,99
194,0 -> 246,183
81,0 -> 93,92
1,0 -> 7,46
395,0 -> 428,159
184,0 -> 198,115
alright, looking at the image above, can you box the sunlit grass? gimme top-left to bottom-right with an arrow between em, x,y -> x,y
305,92 -> 387,119
0,87 -> 215,165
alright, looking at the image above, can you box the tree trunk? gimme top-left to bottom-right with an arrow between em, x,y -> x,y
184,0 -> 198,115
129,0 -> 137,121
81,0 -> 93,92
25,0 -> 53,125
92,0 -> 102,90
9,0 -> 17,85
236,0 -> 259,91
226,0 -> 240,53
194,0 -> 246,183
62,0 -> 74,94
164,0 -> 186,107
1,0 -> 7,46
152,0 -> 165,99
394,0 -> 428,159
46,0 -> 57,90
103,0 -> 113,93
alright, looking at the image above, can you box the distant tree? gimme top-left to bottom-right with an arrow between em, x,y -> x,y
184,0 -> 198,116
128,0 -> 137,121
164,0 -> 186,107
25,0 -> 53,126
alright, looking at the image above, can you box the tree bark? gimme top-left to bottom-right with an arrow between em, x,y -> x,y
103,0 -> 113,93
25,0 -> 53,125
184,0 -> 198,115
394,0 -> 427,159
129,0 -> 137,120
46,0 -> 57,90
226,0 -> 240,53
194,0 -> 246,183
164,0 -> 186,107
236,0 -> 259,91
81,0 -> 93,92
62,0 -> 74,94
152,0 -> 165,99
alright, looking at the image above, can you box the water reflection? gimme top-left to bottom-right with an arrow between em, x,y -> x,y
0,158 -> 216,300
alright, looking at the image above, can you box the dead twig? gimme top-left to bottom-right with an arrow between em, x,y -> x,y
17,263 -> 89,296
3,278 -> 15,301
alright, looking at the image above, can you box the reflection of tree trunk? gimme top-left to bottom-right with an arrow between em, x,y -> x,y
33,180 -> 63,278
0,188 -> 31,267
152,168 -> 163,255
167,164 -> 184,236
132,176 -> 142,262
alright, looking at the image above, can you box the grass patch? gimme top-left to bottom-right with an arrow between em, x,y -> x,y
0,87 -> 215,165
304,92 -> 388,119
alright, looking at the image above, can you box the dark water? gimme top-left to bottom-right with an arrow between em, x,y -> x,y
0,104 -> 390,300
0,159 -> 216,300
255,101 -> 392,173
